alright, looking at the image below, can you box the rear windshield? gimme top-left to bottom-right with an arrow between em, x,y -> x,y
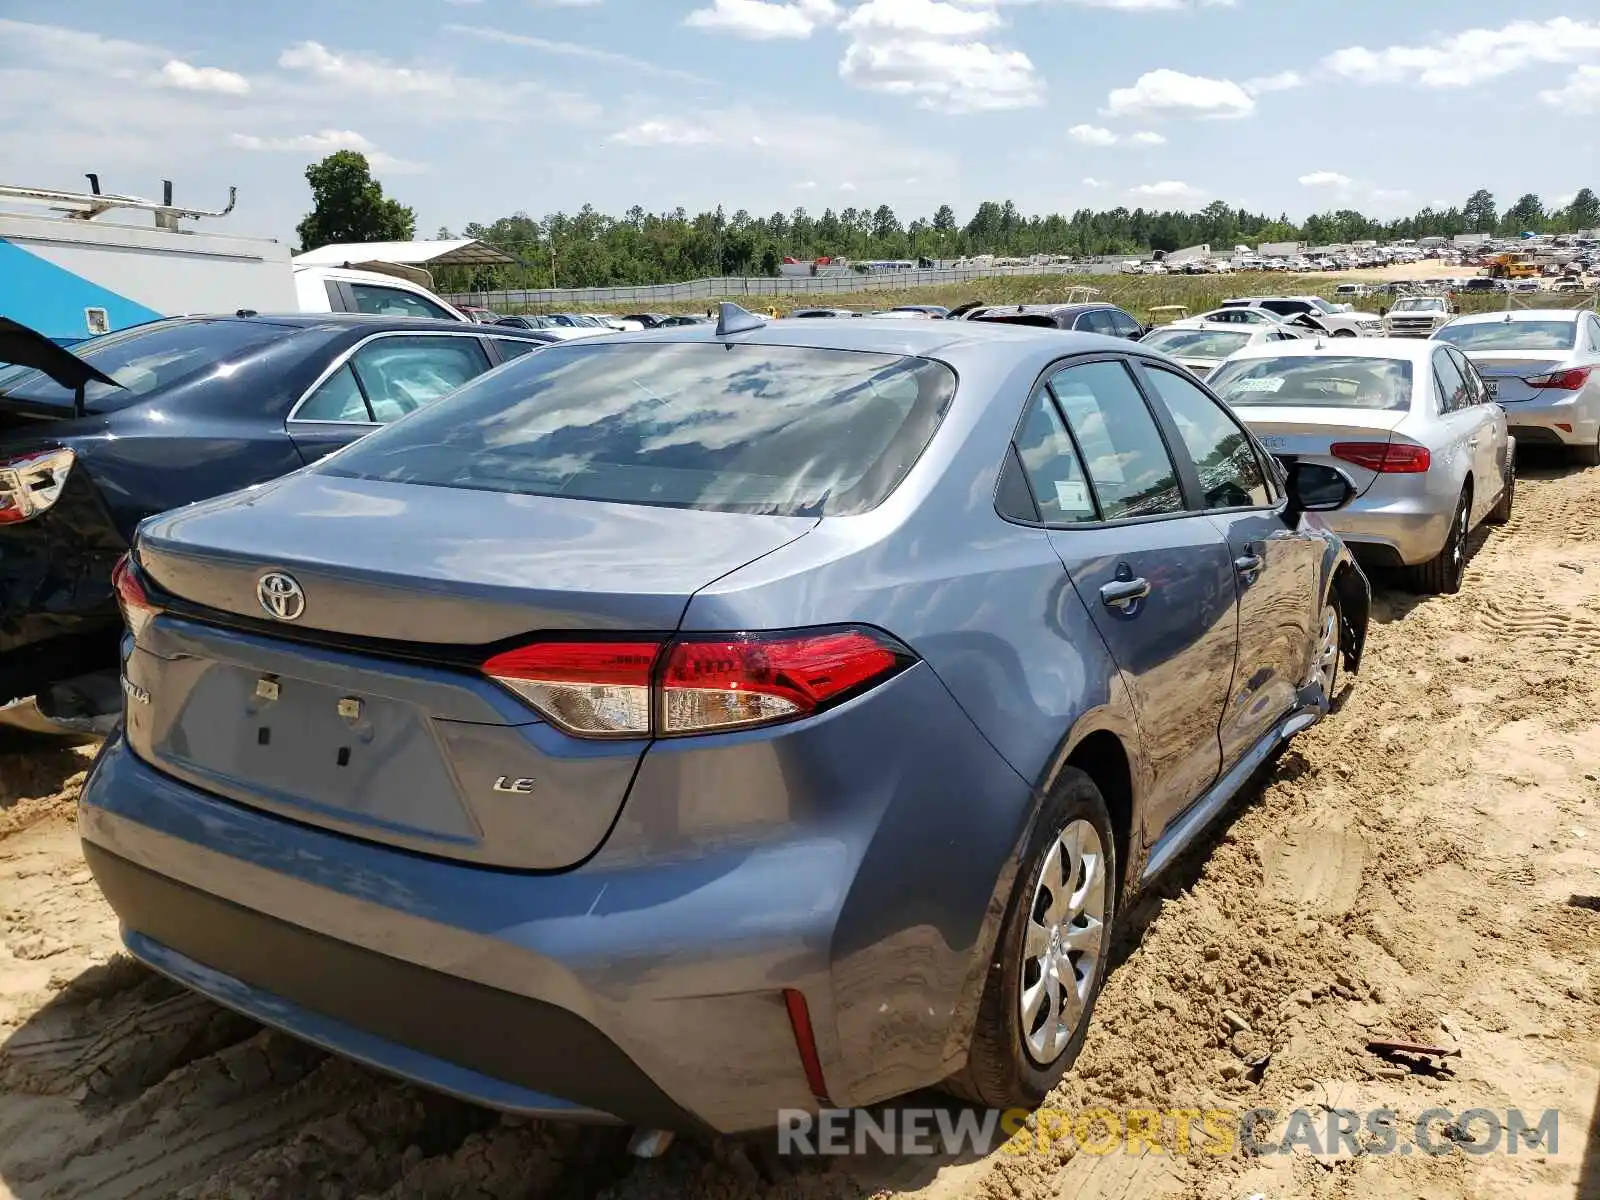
1432,320 -> 1577,351
0,318 -> 288,412
318,341 -> 957,517
1208,356 -> 1414,411
1141,329 -> 1253,359
974,313 -> 1058,329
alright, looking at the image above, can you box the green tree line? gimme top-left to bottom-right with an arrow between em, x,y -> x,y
295,153 -> 1600,292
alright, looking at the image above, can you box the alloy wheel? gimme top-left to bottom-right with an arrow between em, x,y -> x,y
1020,819 -> 1108,1065
1315,603 -> 1340,700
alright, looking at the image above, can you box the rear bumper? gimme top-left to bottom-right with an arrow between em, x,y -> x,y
1499,396 -> 1597,448
1320,492 -> 1453,568
78,661 -> 1034,1132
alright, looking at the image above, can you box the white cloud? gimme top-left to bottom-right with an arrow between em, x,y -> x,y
683,0 -> 837,39
1130,130 -> 1166,145
1105,68 -> 1254,119
840,0 -> 1000,38
279,41 -> 456,97
157,59 -> 250,95
1082,176 -> 1108,187
796,180 -> 818,190
1540,64 -> 1600,113
1324,18 -> 1600,88
1069,123 -> 1118,146
1243,70 -> 1302,94
1298,170 -> 1351,187
446,24 -> 716,85
1129,180 -> 1198,199
229,129 -> 426,173
840,37 -> 1043,111
840,181 -> 857,191
608,119 -> 718,147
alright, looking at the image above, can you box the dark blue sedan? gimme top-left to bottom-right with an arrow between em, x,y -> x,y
0,313 -> 550,731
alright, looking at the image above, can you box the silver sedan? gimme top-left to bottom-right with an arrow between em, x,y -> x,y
1432,309 -> 1600,465
1208,337 -> 1513,594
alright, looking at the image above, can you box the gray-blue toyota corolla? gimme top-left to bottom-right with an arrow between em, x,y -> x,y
80,307 -> 1370,1136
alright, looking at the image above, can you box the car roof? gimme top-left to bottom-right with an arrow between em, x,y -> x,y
977,303 -> 1117,316
140,313 -> 534,337
1442,309 -> 1582,327
1221,336 -> 1440,364
556,313 -> 1136,369
1148,321 -> 1264,335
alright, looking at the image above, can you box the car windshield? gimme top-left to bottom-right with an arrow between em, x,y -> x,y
318,341 -> 957,517
1392,298 -> 1444,312
1309,299 -> 1340,314
0,318 -> 289,413
1208,356 -> 1414,411
1141,329 -> 1252,358
1433,321 -> 1577,351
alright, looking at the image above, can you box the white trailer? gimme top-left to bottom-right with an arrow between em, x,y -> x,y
0,180 -> 293,343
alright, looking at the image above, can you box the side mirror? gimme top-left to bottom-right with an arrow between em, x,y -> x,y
1285,461 -> 1355,516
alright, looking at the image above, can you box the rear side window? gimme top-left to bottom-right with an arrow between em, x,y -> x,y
493,338 -> 542,362
1048,361 -> 1184,520
351,336 -> 489,423
348,283 -> 457,322
1432,350 -> 1470,413
319,342 -> 957,518
1014,389 -> 1095,522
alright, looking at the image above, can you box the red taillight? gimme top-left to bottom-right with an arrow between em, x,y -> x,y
482,641 -> 661,737
482,627 -> 907,738
1331,441 -> 1431,473
1526,367 -> 1591,391
661,630 -> 901,734
783,988 -> 832,1103
111,554 -> 160,637
0,447 -> 75,525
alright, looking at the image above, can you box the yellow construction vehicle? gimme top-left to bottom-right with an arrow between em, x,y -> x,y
1487,253 -> 1540,280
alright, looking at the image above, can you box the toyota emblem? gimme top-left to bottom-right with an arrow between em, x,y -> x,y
257,571 -> 306,622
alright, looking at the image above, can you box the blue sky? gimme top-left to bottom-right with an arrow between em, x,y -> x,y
2,2 -> 1597,244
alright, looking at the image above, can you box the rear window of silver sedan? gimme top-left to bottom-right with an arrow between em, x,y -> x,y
318,341 -> 957,518
1209,356 -> 1414,412
1432,320 -> 1577,352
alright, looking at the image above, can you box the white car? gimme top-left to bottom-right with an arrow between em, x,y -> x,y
1139,322 -> 1297,376
1433,309 -> 1600,465
1219,297 -> 1385,338
1209,337 -> 1512,593
293,264 -> 467,322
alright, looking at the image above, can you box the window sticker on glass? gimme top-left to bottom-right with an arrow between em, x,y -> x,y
1226,377 -> 1285,394
1054,480 -> 1091,511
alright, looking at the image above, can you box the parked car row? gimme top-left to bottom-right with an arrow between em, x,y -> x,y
5,301 -> 1380,1147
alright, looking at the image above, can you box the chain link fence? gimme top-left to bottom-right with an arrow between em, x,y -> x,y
444,261 -> 1124,311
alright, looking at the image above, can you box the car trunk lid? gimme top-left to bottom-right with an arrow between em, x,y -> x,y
1236,407 -> 1411,498
1461,352 -> 1573,405
128,474 -> 815,868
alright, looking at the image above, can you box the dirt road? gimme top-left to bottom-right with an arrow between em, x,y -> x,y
3,462 -> 1598,1200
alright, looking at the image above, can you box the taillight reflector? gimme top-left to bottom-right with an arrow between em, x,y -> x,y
1330,441 -> 1431,473
1526,367 -> 1591,391
783,987 -> 832,1103
111,554 -> 160,638
482,627 -> 907,738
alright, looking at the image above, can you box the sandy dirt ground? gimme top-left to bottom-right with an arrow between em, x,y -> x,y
2,460 -> 1598,1200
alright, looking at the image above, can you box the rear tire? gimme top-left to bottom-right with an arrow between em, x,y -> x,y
1486,459 -> 1515,525
942,769 -> 1117,1109
1404,488 -> 1470,595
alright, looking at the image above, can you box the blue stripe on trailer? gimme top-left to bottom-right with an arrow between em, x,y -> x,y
0,238 -> 164,342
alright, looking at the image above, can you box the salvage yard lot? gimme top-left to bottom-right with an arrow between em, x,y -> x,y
1,459 -> 1599,1200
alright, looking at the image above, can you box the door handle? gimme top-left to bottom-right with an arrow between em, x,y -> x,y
1234,552 -> 1263,579
1100,577 -> 1151,612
